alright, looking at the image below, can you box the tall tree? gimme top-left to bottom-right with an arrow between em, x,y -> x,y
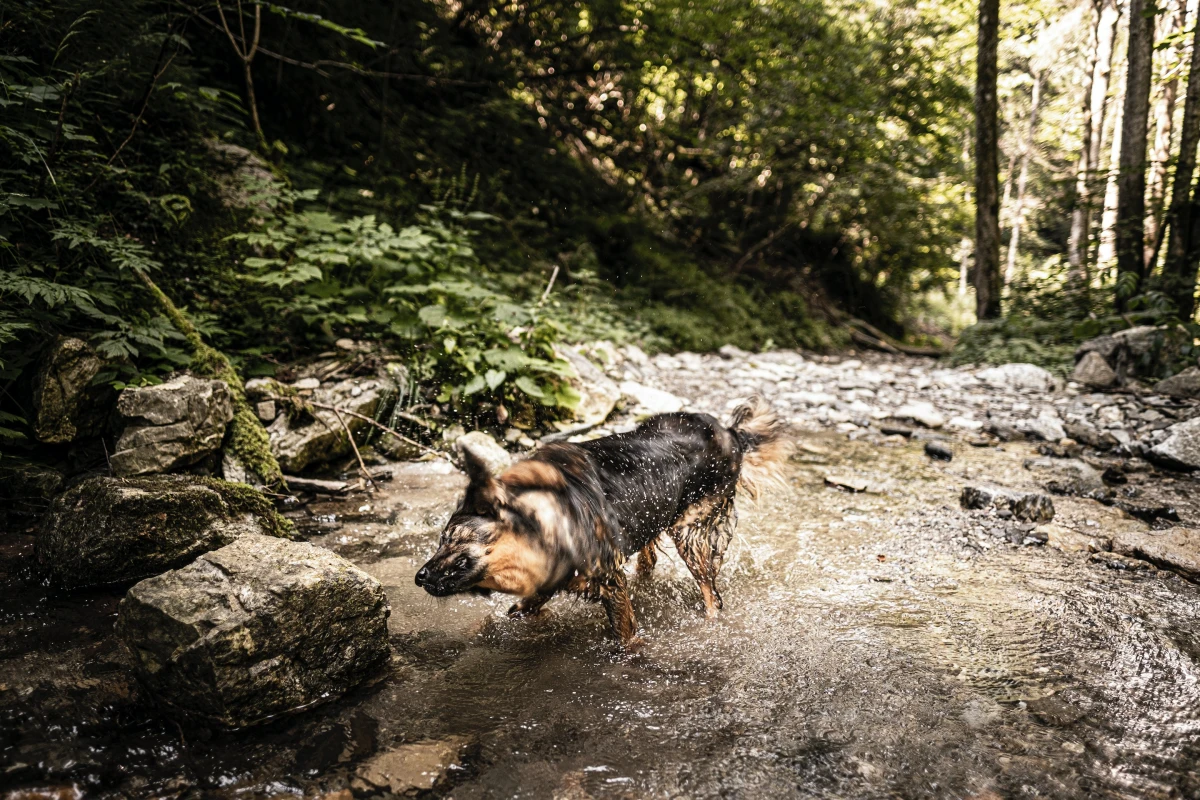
1098,61 -> 1127,271
1005,70 -> 1044,284
975,0 -> 1003,319
1161,8 -> 1200,319
1114,0 -> 1155,309
1068,0 -> 1120,288
1144,0 -> 1185,268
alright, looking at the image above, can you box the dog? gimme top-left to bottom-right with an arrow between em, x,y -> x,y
414,397 -> 789,644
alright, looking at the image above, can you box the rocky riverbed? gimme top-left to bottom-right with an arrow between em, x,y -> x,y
3,347 -> 1200,798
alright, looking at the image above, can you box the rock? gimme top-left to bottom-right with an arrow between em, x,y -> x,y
255,400 -> 277,422
947,416 -> 983,431
1074,325 -> 1165,380
879,424 -> 914,437
1063,422 -> 1118,451
0,457 -> 64,522
1111,528 -> 1200,580
976,363 -> 1058,393
110,375 -> 234,476
1147,418 -> 1200,471
619,381 -> 686,415
1089,551 -> 1152,571
719,344 -> 752,359
621,344 -> 650,366
267,378 -> 388,473
961,484 -> 1055,523
1025,695 -> 1086,727
891,401 -> 945,429
1023,458 -> 1105,495
455,431 -> 512,475
116,535 -> 390,728
1155,366 -> 1200,398
1020,410 -> 1066,443
1071,351 -> 1118,389
36,475 -> 290,589
205,139 -> 276,209
924,442 -> 953,461
31,336 -> 113,443
555,345 -> 620,427
984,420 -> 1026,441
824,474 -> 871,492
293,377 -> 321,391
1037,523 -> 1109,554
353,737 -> 471,794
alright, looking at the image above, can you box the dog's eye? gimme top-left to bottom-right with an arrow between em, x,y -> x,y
453,553 -> 472,571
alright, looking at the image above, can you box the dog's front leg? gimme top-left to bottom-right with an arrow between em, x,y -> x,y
598,572 -> 639,645
508,593 -> 552,618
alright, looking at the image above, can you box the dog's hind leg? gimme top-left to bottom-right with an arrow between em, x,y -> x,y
636,537 -> 660,577
669,495 -> 735,618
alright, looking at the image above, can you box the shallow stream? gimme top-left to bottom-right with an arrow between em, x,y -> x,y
3,432 -> 1200,798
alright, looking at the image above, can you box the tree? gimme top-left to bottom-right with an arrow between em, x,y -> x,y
1067,0 -> 1121,289
975,0 -> 1003,319
1114,0 -> 1155,309
1161,7 -> 1200,319
1144,0 -> 1186,268
1005,69 -> 1044,284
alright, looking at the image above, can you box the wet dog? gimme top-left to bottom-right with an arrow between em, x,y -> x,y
414,397 -> 789,643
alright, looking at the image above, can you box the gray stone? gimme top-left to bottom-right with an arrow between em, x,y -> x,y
961,484 -> 1055,522
1023,458 -> 1105,495
455,431 -> 512,475
1155,366 -> 1200,399
1020,410 -> 1066,443
1147,417 -> 1200,471
620,381 -> 686,415
36,475 -> 290,589
0,457 -> 64,522
255,400 -> 277,422
1071,351 -> 1118,389
267,378 -> 387,473
111,375 -> 234,476
1075,326 -> 1166,381
31,336 -> 113,444
1111,528 -> 1200,580
555,345 -> 620,428
116,535 -> 389,728
976,363 -> 1058,393
891,401 -> 946,429
353,737 -> 471,795
719,344 -> 752,359
1037,523 -> 1109,554
1063,422 -> 1118,451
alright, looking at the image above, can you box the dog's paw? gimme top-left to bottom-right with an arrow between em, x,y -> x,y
507,602 -> 544,618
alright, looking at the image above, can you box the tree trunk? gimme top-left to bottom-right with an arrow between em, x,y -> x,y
974,0 -> 1003,320
1161,7 -> 1200,318
1067,0 -> 1121,291
1005,71 -> 1043,285
1114,0 -> 1155,309
1098,60 -> 1127,272
1143,0 -> 1185,269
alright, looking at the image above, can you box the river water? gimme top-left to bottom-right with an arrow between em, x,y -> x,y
3,431 -> 1199,798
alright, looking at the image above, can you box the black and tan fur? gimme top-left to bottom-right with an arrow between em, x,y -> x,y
415,397 -> 789,644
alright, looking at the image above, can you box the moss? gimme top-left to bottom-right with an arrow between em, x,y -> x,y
136,269 -> 287,488
197,476 -> 295,539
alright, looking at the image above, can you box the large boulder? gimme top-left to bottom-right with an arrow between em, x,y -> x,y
1074,325 -> 1170,381
116,535 -> 390,728
266,378 -> 388,473
1147,417 -> 1200,471
1020,410 -> 1067,443
110,375 -> 234,476
31,336 -> 113,443
36,475 -> 290,589
1071,351 -> 1118,390
0,457 -> 63,524
1155,366 -> 1200,399
1111,528 -> 1200,580
556,345 -> 620,427
976,363 -> 1058,393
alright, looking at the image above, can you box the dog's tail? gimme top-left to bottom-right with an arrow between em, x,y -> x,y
728,396 -> 791,500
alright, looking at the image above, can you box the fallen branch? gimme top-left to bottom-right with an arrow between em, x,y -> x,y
332,405 -> 374,487
305,400 -> 451,462
283,475 -> 350,494
839,314 -> 947,357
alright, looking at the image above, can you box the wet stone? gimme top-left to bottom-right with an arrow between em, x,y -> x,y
35,475 -> 290,590
116,535 -> 390,728
924,441 -> 953,461
352,736 -> 471,794
1111,528 -> 1200,581
961,484 -> 1055,523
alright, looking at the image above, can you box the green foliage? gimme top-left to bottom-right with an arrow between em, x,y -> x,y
227,198 -> 582,411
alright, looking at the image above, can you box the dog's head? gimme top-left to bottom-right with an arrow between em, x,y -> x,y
415,450 -> 553,599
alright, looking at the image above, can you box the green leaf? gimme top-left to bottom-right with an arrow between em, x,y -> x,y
463,374 -> 486,395
514,375 -> 546,400
485,369 -> 506,390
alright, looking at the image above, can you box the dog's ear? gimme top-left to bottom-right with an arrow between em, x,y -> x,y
461,447 -> 506,514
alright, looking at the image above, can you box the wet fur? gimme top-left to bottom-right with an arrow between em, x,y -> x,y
415,397 -> 788,643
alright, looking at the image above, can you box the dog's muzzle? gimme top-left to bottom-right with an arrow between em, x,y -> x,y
414,555 -> 474,596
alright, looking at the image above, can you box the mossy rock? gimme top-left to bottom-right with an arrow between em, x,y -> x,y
36,475 -> 293,590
